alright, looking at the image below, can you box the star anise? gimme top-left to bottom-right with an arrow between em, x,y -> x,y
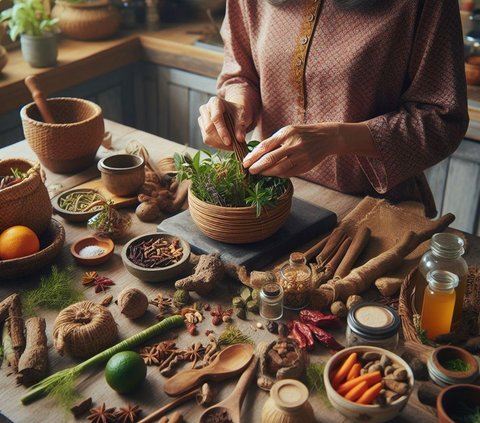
181,342 -> 205,369
115,403 -> 142,423
140,346 -> 160,366
82,271 -> 98,286
150,293 -> 174,309
87,403 -> 116,423
155,340 -> 177,360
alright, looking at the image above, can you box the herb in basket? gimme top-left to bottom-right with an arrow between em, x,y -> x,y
0,168 -> 27,190
174,143 -> 289,217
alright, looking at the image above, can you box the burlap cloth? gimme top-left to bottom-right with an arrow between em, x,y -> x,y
337,196 -> 464,297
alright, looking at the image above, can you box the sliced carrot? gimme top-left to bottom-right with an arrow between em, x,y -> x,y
344,381 -> 369,402
356,382 -> 383,405
346,362 -> 361,381
331,352 -> 358,389
336,371 -> 382,396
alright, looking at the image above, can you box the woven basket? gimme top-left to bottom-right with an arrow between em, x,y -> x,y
20,98 -> 104,174
52,1 -> 121,41
0,158 -> 52,234
0,218 -> 65,280
188,181 -> 293,244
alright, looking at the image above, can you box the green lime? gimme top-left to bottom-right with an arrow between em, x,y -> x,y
104,351 -> 147,393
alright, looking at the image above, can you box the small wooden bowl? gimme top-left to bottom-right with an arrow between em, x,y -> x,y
52,188 -> 106,222
0,219 -> 65,279
70,236 -> 114,266
465,60 -> 480,85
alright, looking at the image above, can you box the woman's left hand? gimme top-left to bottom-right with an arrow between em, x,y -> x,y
243,123 -> 342,177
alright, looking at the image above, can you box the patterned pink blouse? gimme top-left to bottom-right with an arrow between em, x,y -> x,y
217,0 -> 469,216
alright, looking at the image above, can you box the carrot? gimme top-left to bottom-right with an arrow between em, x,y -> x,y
346,362 -> 361,381
344,381 -> 369,402
356,382 -> 383,405
331,352 -> 358,388
336,371 -> 382,396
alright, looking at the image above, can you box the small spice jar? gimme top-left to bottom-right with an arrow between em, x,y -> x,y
346,303 -> 400,350
260,282 -> 284,321
279,252 -> 312,310
261,379 -> 315,423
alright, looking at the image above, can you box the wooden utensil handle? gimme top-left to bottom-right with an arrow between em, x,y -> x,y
24,76 -> 56,124
163,367 -> 207,397
138,389 -> 197,423
231,356 -> 258,409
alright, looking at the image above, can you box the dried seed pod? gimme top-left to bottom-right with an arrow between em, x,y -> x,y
117,288 -> 149,319
173,289 -> 191,308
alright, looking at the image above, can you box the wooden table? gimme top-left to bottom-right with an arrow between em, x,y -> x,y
1,121 -> 479,423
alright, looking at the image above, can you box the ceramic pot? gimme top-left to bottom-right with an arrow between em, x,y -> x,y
0,46 -> 7,73
261,379 -> 314,423
52,0 -> 121,41
437,384 -> 480,423
20,33 -> 57,68
98,154 -> 145,197
188,181 -> 293,244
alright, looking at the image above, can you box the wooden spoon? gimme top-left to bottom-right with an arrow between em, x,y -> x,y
24,75 -> 56,124
163,343 -> 254,397
199,355 -> 259,423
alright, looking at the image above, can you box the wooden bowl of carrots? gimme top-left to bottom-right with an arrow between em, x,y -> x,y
323,346 -> 414,423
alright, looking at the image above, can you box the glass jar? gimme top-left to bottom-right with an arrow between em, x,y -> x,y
260,282 -> 284,321
413,233 -> 468,324
346,303 -> 400,350
279,252 -> 311,310
421,270 -> 458,340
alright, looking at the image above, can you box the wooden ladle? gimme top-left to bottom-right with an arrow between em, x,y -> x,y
199,355 -> 259,423
24,75 -> 56,124
163,343 -> 254,397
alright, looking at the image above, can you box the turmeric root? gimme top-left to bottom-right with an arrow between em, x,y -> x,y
175,254 -> 224,296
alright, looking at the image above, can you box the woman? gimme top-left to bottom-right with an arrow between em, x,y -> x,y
198,0 -> 469,217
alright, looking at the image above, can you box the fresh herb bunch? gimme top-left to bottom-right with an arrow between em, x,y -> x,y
174,141 -> 289,217
0,0 -> 58,41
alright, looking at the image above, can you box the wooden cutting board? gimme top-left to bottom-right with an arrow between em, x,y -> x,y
158,197 -> 337,270
72,177 -> 138,208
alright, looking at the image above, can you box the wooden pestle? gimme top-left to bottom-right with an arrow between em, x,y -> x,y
24,75 -> 56,124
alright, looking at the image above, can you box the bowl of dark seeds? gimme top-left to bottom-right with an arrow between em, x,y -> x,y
121,233 -> 191,282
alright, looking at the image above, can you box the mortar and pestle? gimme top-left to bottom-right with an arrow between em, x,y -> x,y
21,75 -> 104,174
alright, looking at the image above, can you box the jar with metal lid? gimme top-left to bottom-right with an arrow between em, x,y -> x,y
279,252 -> 311,310
260,282 -> 284,320
346,303 -> 400,350
413,233 -> 468,324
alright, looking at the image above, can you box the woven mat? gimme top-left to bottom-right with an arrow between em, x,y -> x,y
338,196 -> 464,297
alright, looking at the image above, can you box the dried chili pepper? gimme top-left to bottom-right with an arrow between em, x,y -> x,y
293,321 -> 315,350
299,309 -> 340,328
288,322 -> 307,349
305,322 -> 344,351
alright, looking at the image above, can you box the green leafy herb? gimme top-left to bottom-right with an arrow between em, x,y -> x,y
21,266 -> 84,317
174,144 -> 289,217
449,399 -> 480,423
305,363 -> 329,405
10,168 -> 27,180
218,325 -> 254,347
443,358 -> 470,372
413,314 -> 435,347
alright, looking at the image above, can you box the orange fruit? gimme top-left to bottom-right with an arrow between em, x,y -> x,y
0,225 -> 40,260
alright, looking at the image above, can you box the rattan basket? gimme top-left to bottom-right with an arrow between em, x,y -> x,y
0,218 -> 65,280
188,181 -> 294,244
20,97 -> 104,174
0,158 -> 52,234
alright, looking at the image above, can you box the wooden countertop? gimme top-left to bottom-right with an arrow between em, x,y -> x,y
3,120 -> 479,423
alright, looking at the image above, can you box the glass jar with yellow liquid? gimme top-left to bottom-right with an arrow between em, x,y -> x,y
421,269 -> 459,340
414,233 -> 468,325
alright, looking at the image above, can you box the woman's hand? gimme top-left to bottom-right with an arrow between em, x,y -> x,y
198,96 -> 251,150
242,123 -> 342,177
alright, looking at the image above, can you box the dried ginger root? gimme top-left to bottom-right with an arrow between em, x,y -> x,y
175,254 -> 224,296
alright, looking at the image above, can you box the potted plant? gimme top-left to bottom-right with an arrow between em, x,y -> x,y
174,143 -> 293,244
51,0 -> 121,41
0,0 -> 58,68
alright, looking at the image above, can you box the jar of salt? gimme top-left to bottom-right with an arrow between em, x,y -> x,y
78,245 -> 106,258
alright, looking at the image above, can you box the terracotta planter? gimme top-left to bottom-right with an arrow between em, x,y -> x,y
52,0 -> 121,41
188,181 -> 293,244
437,384 -> 480,423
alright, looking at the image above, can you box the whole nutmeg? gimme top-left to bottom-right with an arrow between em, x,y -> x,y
117,288 -> 149,319
330,300 -> 347,318
346,294 -> 363,311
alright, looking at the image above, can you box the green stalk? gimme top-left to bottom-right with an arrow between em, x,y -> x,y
21,315 -> 184,405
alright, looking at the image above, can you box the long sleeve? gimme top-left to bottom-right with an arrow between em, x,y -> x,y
360,0 -> 469,194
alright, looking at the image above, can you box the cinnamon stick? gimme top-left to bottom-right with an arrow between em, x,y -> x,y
316,227 -> 347,267
17,317 -> 49,386
0,293 -> 18,323
303,236 -> 328,263
321,236 -> 352,282
8,294 -> 25,369
335,227 -> 371,278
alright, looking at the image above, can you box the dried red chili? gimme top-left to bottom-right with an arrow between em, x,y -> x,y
305,322 -> 344,351
299,309 -> 340,328
288,322 -> 307,349
292,321 -> 315,350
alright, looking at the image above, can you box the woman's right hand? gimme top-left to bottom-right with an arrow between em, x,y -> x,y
198,96 -> 250,150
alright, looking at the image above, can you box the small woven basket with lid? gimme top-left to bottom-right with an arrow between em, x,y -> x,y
20,97 -> 104,174
0,158 -> 52,234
